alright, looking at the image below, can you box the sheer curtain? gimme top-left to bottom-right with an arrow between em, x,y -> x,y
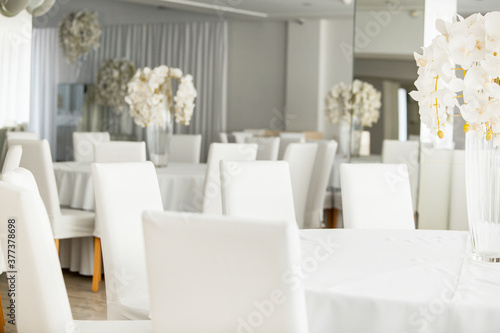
31,21 -> 228,160
0,12 -> 32,128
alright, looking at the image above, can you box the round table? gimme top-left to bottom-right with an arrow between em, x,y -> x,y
53,161 -> 206,275
300,228 -> 500,333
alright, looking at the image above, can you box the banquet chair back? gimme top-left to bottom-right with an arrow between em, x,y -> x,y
232,131 -> 253,144
73,132 -> 110,162
142,210 -> 309,333
245,136 -> 280,160
220,160 -> 296,223
5,131 -> 38,141
1,144 -> 22,174
0,180 -> 73,332
417,148 -> 454,230
304,140 -> 338,228
169,134 -> 202,163
92,162 -> 163,320
283,143 -> 318,228
382,140 -> 420,212
219,132 -> 229,143
202,143 -> 257,215
0,177 -> 153,333
340,163 -> 415,229
278,134 -> 306,160
94,141 -> 146,163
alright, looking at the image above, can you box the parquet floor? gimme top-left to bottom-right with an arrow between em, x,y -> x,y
0,270 -> 106,333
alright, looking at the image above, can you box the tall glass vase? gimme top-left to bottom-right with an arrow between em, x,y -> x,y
465,131 -> 500,262
146,108 -> 173,167
350,116 -> 363,158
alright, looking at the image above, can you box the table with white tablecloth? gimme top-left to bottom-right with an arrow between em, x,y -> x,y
53,161 -> 206,275
300,229 -> 500,333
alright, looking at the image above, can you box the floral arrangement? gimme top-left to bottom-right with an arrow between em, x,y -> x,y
410,12 -> 500,144
124,65 -> 197,127
96,59 -> 135,113
59,10 -> 101,64
325,79 -> 381,128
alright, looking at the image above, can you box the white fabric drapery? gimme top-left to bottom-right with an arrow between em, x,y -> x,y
31,21 -> 228,160
0,12 -> 32,128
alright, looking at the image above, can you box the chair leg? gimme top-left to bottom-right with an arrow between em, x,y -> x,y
333,208 -> 339,229
0,288 -> 5,332
92,237 -> 102,292
54,239 -> 59,253
325,209 -> 334,228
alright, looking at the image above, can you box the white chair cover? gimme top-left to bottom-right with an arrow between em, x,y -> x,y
1,144 -> 22,174
220,160 -> 296,224
202,143 -> 257,215
382,140 -> 420,212
340,163 -> 415,229
283,143 -> 318,228
417,148 -> 454,230
278,134 -> 306,160
5,131 -> 38,140
245,136 -> 280,161
219,132 -> 229,143
142,210 -> 309,333
304,140 -> 338,228
232,131 -> 254,144
94,141 -> 146,163
92,162 -> 163,320
73,132 -> 110,163
0,179 -> 152,333
169,134 -> 202,163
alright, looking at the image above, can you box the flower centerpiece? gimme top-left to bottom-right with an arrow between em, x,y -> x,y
125,65 -> 197,166
325,79 -> 381,156
410,12 -> 500,261
59,10 -> 101,64
96,59 -> 135,113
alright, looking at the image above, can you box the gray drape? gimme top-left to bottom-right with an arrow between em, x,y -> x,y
31,21 -> 228,161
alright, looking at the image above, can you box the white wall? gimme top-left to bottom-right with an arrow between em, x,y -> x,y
226,20 -> 287,132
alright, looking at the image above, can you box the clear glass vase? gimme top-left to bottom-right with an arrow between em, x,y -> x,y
350,116 -> 363,158
465,131 -> 500,262
146,108 -> 173,167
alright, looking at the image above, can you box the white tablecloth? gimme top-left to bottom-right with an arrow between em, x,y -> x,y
300,229 -> 500,333
53,161 -> 206,275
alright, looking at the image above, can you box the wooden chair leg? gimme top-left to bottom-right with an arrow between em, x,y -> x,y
0,288 -> 5,332
54,239 -> 59,253
92,237 -> 102,292
325,209 -> 334,228
333,208 -> 339,229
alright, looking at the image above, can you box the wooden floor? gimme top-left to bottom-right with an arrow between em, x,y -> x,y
0,270 -> 106,333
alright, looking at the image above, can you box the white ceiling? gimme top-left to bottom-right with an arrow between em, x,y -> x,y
116,0 -> 498,19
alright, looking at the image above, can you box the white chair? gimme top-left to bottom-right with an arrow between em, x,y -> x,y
232,131 -> 254,144
220,160 -> 296,223
448,150 -> 468,231
219,132 -> 229,143
245,136 -> 280,161
0,179 -> 152,333
73,132 -> 110,162
5,139 -> 100,291
169,134 -> 202,163
417,148 -> 454,230
92,162 -> 163,320
1,144 -> 22,174
304,140 -> 338,229
142,210 -> 308,333
283,143 -> 318,228
340,163 -> 415,229
202,143 -> 257,215
382,140 -> 420,213
278,133 -> 306,160
94,141 -> 146,163
5,131 -> 38,140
